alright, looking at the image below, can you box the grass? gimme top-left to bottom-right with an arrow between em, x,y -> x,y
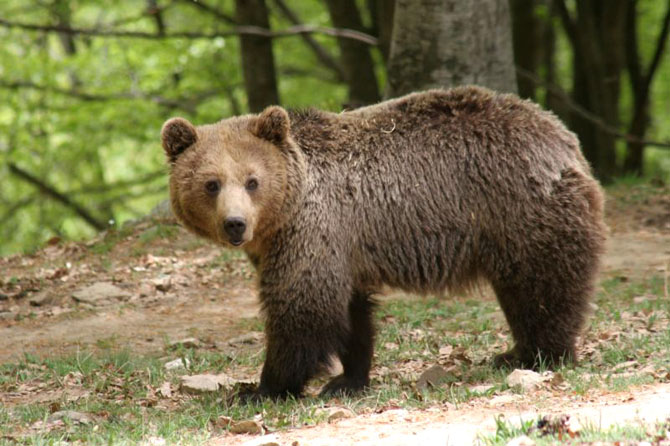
481,415 -> 670,445
1,271 -> 669,445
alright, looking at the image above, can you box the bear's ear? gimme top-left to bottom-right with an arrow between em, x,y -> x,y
161,117 -> 198,163
250,106 -> 290,145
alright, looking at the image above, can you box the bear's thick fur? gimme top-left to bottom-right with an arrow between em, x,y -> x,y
161,86 -> 606,398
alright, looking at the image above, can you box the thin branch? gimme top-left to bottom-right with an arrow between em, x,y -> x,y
0,18 -> 379,45
0,196 -> 35,227
8,163 -> 107,230
516,67 -> 670,149
0,79 -> 220,110
67,169 -> 166,195
273,0 -> 346,81
178,0 -> 236,24
554,0 -> 577,47
642,0 -> 670,88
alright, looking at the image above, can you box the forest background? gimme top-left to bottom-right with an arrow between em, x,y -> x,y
1,0 -> 669,255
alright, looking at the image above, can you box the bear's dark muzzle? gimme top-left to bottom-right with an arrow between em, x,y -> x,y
223,217 -> 246,245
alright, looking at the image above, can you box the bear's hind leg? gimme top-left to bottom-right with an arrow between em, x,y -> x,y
320,291 -> 375,397
492,252 -> 598,370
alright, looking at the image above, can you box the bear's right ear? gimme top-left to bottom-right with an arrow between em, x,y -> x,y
250,106 -> 290,146
161,117 -> 197,163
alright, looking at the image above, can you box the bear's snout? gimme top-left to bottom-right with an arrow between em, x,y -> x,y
223,217 -> 247,246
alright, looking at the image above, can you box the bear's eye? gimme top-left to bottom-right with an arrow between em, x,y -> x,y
245,178 -> 259,192
204,180 -> 220,196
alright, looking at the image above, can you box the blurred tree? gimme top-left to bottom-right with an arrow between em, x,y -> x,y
235,0 -> 280,111
623,0 -> 670,175
324,0 -> 380,106
386,0 -> 517,97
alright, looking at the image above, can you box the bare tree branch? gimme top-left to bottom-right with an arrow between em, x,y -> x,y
177,0 -> 236,24
516,67 -> 670,150
0,18 -> 378,45
273,0 -> 346,81
642,0 -> 670,88
0,79 -> 220,111
8,163 -> 107,230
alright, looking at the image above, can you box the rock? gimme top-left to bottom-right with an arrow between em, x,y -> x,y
229,419 -> 264,435
241,435 -> 280,446
327,408 -> 355,423
179,373 -> 237,394
169,337 -> 201,349
417,365 -> 451,389
152,276 -> 172,292
0,293 -> 8,301
72,282 -> 131,306
505,435 -> 536,446
164,358 -> 190,371
315,407 -> 356,423
227,332 -> 264,346
47,410 -> 95,425
506,369 -> 545,392
29,291 -> 52,307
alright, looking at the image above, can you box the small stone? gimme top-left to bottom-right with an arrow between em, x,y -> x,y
164,358 -> 190,370
326,407 -> 355,423
505,435 -> 536,446
229,419 -> 264,435
152,276 -> 172,292
169,337 -> 201,349
72,282 -> 131,306
241,434 -> 279,446
417,365 -> 451,389
29,291 -> 52,307
47,410 -> 95,425
506,369 -> 545,392
179,373 -> 237,394
227,332 -> 264,346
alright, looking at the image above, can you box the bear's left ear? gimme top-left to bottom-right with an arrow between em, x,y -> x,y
250,106 -> 290,145
161,117 -> 198,163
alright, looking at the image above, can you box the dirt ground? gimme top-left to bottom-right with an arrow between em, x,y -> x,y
1,185 -> 669,444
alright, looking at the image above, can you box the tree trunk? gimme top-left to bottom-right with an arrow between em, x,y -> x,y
368,0 -> 395,63
235,0 -> 280,112
510,0 -> 542,99
325,0 -> 381,106
386,0 -> 517,98
557,0 -> 626,182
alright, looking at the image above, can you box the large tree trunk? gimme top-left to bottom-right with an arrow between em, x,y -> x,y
324,0 -> 381,106
510,0 -> 542,99
386,0 -> 517,98
557,0 -> 626,182
235,0 -> 280,112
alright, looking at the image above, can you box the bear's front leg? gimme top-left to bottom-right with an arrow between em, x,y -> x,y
252,276 -> 352,399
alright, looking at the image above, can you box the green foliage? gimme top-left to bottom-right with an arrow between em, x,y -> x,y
0,0 -> 669,254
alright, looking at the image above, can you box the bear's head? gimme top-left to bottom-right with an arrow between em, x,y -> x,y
161,106 -> 293,250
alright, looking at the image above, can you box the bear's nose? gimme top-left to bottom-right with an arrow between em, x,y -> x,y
223,217 -> 246,242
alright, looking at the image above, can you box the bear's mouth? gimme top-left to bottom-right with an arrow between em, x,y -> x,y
229,239 -> 244,247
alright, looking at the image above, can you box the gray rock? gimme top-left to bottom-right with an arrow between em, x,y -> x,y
227,332 -> 264,346
179,373 -> 237,394
29,291 -> 53,307
47,410 -> 95,425
229,419 -> 264,435
164,357 -> 190,371
506,369 -> 546,392
72,282 -> 131,306
417,365 -> 452,389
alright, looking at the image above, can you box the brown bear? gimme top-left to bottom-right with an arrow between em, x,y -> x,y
161,86 -> 606,399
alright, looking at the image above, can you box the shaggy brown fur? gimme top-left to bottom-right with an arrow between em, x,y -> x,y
161,86 -> 606,399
